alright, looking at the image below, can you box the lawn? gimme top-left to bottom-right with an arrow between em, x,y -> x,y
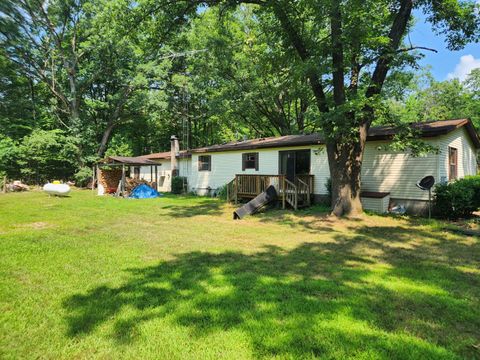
0,191 -> 479,359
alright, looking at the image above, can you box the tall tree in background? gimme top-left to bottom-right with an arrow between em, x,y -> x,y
186,6 -> 316,139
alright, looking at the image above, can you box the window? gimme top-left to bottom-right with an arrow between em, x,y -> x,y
279,150 -> 311,176
133,167 -> 140,179
448,147 -> 457,181
242,152 -> 259,170
198,155 -> 211,171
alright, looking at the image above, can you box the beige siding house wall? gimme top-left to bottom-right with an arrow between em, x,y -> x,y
361,139 -> 439,201
139,159 -> 172,192
437,127 -> 477,182
111,119 -> 478,214
189,127 -> 478,211
362,128 -> 477,203
189,146 -> 329,195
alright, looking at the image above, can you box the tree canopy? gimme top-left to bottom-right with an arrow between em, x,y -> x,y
0,0 -> 479,215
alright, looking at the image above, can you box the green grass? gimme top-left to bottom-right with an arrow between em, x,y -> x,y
0,191 -> 479,359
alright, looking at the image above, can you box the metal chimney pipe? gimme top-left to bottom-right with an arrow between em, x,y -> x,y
170,135 -> 179,176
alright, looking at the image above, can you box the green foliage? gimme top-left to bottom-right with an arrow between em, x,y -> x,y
104,135 -> 134,158
74,167 -> 93,188
433,176 -> 480,219
216,184 -> 228,200
171,176 -> 187,194
17,130 -> 79,184
384,71 -> 480,130
0,135 -> 20,180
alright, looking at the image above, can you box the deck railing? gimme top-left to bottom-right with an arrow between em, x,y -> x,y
227,174 -> 314,210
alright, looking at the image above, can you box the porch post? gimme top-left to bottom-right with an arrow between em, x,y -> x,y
234,175 -> 238,204
282,176 -> 286,209
121,164 -> 126,196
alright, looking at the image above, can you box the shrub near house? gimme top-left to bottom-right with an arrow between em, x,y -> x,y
434,175 -> 480,219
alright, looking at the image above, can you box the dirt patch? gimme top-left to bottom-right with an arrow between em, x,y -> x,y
16,222 -> 52,230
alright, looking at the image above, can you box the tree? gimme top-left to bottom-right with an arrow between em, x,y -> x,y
169,0 -> 478,216
385,70 -> 480,129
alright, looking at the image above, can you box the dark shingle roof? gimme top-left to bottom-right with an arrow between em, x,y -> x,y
192,119 -> 479,153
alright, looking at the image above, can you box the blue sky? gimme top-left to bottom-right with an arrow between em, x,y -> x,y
410,10 -> 480,81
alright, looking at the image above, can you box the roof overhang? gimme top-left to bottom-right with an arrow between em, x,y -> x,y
97,156 -> 163,166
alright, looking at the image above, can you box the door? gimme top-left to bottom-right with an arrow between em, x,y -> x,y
286,154 -> 295,182
279,150 -> 311,180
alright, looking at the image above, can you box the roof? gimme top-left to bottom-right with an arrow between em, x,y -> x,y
138,150 -> 192,160
192,119 -> 480,153
100,119 -> 479,165
98,156 -> 162,166
193,133 -> 324,153
368,119 -> 480,147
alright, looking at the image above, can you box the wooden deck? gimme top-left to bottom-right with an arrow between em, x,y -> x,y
226,174 -> 314,210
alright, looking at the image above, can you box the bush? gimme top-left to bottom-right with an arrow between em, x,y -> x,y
433,175 -> 480,219
74,167 -> 93,188
171,176 -> 187,194
216,184 -> 227,200
17,129 -> 78,184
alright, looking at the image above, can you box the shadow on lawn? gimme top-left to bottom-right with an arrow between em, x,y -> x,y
63,224 -> 480,359
161,198 -> 223,218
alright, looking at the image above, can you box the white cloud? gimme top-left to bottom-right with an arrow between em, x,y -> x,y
447,54 -> 480,82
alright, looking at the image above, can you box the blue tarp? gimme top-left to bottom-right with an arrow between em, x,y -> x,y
129,184 -> 161,199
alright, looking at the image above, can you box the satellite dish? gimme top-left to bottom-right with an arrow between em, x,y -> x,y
416,176 -> 435,191
416,176 -> 435,218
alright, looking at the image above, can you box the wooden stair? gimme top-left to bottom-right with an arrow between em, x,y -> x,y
226,174 -> 313,211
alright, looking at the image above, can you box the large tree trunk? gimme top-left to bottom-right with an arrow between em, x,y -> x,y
96,86 -> 133,158
327,122 -> 369,217
97,121 -> 116,158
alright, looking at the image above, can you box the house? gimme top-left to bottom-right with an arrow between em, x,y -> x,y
100,119 -> 479,214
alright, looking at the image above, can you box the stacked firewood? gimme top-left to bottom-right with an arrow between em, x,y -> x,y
98,169 -> 122,193
125,178 -> 151,191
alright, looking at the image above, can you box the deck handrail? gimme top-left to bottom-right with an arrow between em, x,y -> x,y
283,178 -> 298,210
228,174 -> 314,210
226,178 -> 236,203
296,178 -> 310,207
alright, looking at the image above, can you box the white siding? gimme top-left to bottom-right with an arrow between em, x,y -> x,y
185,128 -> 477,200
437,127 -> 477,182
361,140 -> 439,200
189,146 -> 329,195
361,195 -> 390,214
139,160 -> 171,192
178,158 -> 192,179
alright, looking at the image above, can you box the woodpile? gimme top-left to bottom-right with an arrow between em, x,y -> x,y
6,180 -> 29,192
125,178 -> 153,191
98,168 -> 157,196
98,168 -> 123,193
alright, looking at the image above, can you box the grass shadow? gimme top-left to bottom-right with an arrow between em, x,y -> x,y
161,198 -> 224,218
63,229 -> 480,358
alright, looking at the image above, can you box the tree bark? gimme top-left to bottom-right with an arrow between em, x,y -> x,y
97,86 -> 133,158
97,121 -> 116,158
327,122 -> 368,217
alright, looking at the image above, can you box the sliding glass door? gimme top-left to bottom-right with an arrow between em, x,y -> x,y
279,150 -> 311,180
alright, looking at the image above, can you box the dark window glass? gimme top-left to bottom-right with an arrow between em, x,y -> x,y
448,147 -> 457,180
133,167 -> 140,179
279,150 -> 310,176
295,150 -> 311,175
198,155 -> 211,171
243,153 -> 258,170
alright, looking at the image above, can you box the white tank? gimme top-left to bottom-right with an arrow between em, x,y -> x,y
43,183 -> 71,196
